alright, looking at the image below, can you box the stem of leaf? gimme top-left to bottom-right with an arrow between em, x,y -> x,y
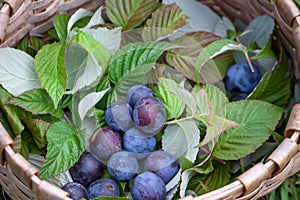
200,147 -> 226,165
64,113 -> 73,126
236,37 -> 255,72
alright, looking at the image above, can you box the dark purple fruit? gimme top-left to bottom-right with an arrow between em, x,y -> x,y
127,85 -> 153,108
69,151 -> 104,187
132,96 -> 166,135
88,178 -> 120,198
90,127 -> 122,162
142,150 -> 179,184
105,102 -> 133,132
130,172 -> 166,200
61,182 -> 89,200
107,151 -> 139,181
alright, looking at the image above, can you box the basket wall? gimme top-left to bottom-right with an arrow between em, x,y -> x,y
0,0 -> 300,200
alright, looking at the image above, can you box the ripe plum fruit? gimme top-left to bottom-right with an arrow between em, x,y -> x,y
88,178 -> 120,198
132,96 -> 166,135
107,151 -> 139,181
123,127 -> 156,155
69,151 -> 104,187
126,85 -> 153,108
105,102 -> 133,132
142,150 -> 179,184
90,127 -> 122,162
225,61 -> 261,96
130,172 -> 166,200
61,182 -> 89,200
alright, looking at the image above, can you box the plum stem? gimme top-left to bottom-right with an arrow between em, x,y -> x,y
236,37 -> 255,72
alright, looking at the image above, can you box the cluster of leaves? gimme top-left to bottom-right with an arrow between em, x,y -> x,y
0,0 -> 294,199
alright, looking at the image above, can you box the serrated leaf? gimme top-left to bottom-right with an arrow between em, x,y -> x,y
239,15 -> 275,48
106,0 -> 159,30
34,43 -> 67,109
163,120 -> 200,162
0,86 -> 24,135
213,17 -> 236,38
195,39 -> 246,74
166,32 -> 233,83
9,89 -> 64,118
86,6 -> 105,28
108,42 -> 177,84
69,54 -> 102,94
0,47 -> 41,96
78,89 -> 109,121
248,50 -> 291,107
22,117 -> 50,149
142,3 -> 187,41
194,84 -> 229,113
53,14 -> 71,41
70,30 -> 111,67
39,121 -> 85,179
81,27 -> 122,55
212,100 -> 284,160
65,43 -> 88,90
196,162 -> 230,195
113,63 -> 153,98
67,9 -> 93,33
163,0 -> 221,33
28,154 -> 73,187
153,78 -> 185,120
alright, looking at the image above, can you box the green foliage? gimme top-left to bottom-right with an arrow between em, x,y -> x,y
0,0 -> 295,198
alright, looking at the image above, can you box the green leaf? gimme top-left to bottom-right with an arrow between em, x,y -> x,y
86,6 -> 105,28
67,9 -> 93,33
106,0 -> 159,30
17,36 -> 45,57
39,121 -> 85,179
0,47 -> 41,96
108,42 -> 177,84
70,30 -> 111,67
153,78 -> 185,120
81,27 -> 122,55
239,15 -> 275,48
34,43 -> 67,109
163,120 -> 200,162
9,89 -> 64,118
248,50 -> 291,107
166,32 -> 233,83
78,89 -> 109,121
53,14 -> 71,41
195,39 -> 246,75
0,86 -> 24,135
142,3 -> 187,41
194,84 -> 229,113
113,64 -> 153,98
22,117 -> 50,149
212,100 -> 284,160
196,162 -> 231,195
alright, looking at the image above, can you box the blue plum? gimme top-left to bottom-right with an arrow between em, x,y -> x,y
107,151 -> 139,181
127,85 -> 153,108
225,62 -> 261,94
88,178 -> 120,198
142,150 -> 179,184
123,127 -> 156,155
61,182 -> 89,200
105,102 -> 133,132
130,172 -> 166,200
132,96 -> 166,135
89,127 -> 122,162
69,151 -> 104,187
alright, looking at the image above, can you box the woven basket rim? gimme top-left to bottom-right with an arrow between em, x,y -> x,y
1,0 -> 300,200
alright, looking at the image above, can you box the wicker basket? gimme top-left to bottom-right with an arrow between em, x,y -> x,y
0,0 -> 300,199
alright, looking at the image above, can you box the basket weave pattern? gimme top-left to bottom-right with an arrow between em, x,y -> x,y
0,0 -> 300,200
